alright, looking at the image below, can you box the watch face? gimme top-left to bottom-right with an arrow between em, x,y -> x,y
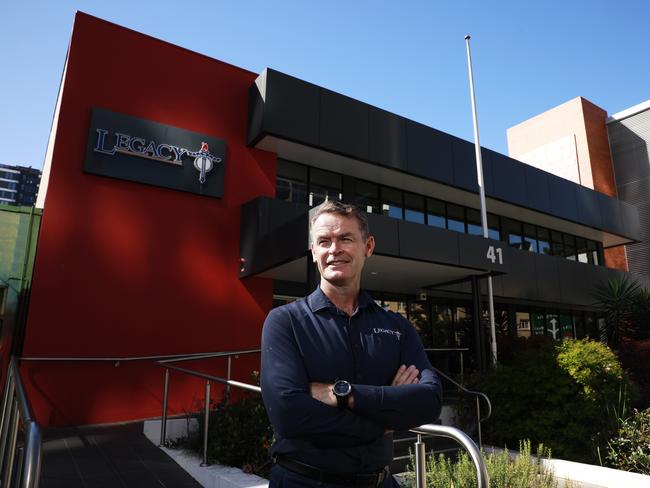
333,380 -> 351,397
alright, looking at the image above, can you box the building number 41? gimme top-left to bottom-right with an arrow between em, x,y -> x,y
486,245 -> 503,265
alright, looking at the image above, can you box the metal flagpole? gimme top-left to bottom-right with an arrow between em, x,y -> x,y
464,34 -> 497,366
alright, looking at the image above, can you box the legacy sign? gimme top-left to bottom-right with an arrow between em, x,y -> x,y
84,108 -> 227,198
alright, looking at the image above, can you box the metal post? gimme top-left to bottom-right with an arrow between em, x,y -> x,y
1,399 -> 19,488
226,356 -> 232,400
160,368 -> 170,446
200,380 -> 211,466
465,34 -> 497,366
0,374 -> 15,476
476,396 -> 482,448
415,433 -> 427,488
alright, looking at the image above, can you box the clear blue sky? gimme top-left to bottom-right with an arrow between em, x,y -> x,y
2,0 -> 648,170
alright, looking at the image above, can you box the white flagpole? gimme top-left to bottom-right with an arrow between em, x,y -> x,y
464,34 -> 497,366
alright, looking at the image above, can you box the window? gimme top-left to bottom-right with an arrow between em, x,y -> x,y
523,224 -> 538,253
551,231 -> 564,257
354,180 -> 380,214
502,218 -> 523,248
531,311 -> 546,336
560,314 -> 574,339
276,160 -> 307,204
380,187 -> 403,220
426,198 -> 446,228
488,214 -> 500,240
537,228 -> 551,255
546,312 -> 560,340
587,240 -> 599,265
408,300 -> 431,346
446,204 -> 465,233
404,193 -> 425,224
466,209 -> 483,236
563,234 -> 576,261
310,168 -> 342,206
516,311 -> 532,338
576,237 -> 588,263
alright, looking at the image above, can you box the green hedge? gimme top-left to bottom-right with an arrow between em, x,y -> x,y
470,339 -> 635,463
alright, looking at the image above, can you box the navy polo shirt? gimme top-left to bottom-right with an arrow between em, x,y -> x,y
260,287 -> 443,474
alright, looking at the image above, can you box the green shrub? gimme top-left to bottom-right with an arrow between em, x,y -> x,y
606,408 -> 650,475
469,339 -> 635,463
405,440 -> 569,488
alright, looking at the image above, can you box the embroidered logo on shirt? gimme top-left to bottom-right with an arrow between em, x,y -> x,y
372,328 -> 403,340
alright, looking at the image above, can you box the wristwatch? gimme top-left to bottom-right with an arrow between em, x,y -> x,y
332,380 -> 352,409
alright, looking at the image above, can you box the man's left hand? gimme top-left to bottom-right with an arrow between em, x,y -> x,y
309,382 -> 337,407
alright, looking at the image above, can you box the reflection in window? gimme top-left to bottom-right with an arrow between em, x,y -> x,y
587,240 -> 599,265
560,314 -> 574,339
276,160 -> 308,204
447,204 -> 465,233
310,168 -> 342,206
466,209 -> 483,236
381,299 -> 407,319
564,234 -> 576,261
574,313 -> 586,339
404,193 -> 425,224
426,198 -> 446,228
381,187 -> 403,220
516,311 -> 532,338
523,224 -> 538,253
488,214 -> 500,240
576,237 -> 588,263
503,218 -> 523,248
532,311 -> 546,336
537,228 -> 552,255
354,180 -> 380,214
432,304 -> 452,347
551,231 -> 564,258
546,313 -> 560,340
409,301 -> 431,346
454,306 -> 472,347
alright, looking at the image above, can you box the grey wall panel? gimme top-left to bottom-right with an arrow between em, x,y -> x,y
534,254 -> 562,303
367,213 -> 400,256
491,153 -> 528,207
457,233 -> 510,274
598,193 -> 625,237
451,137 -> 479,191
548,174 -> 579,221
369,107 -> 406,170
247,82 -> 265,145
620,200 -> 641,240
576,186 -> 603,229
490,274 -> 505,297
481,149 -> 495,196
320,89 -> 369,160
500,250 -> 538,299
405,121 -> 454,184
558,260 -> 599,306
524,165 -> 552,213
264,69 -> 320,146
398,220 -> 459,264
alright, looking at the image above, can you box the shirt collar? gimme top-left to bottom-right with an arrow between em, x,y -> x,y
307,287 -> 375,313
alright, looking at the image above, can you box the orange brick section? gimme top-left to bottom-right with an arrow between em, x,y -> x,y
581,99 -> 618,197
605,247 -> 628,271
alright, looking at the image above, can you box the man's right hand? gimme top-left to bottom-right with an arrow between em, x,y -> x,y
391,364 -> 419,386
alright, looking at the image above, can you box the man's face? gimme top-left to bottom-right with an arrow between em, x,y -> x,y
310,212 -> 375,288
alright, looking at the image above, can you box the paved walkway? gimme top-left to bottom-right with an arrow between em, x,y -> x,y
41,422 -> 202,488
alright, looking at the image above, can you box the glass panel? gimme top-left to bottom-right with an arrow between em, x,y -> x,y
523,224 -> 538,253
574,313 -> 586,339
488,214 -> 500,240
466,209 -> 483,236
546,312 -> 560,340
276,160 -> 308,204
537,227 -> 552,255
381,187 -> 403,220
426,198 -> 446,228
502,218 -> 523,248
310,168 -> 342,206
447,204 -> 465,233
576,237 -> 588,263
585,314 -> 597,339
551,231 -> 564,257
408,301 -> 431,346
454,306 -> 472,347
353,180 -> 380,214
404,192 -> 425,224
516,311 -> 532,338
564,234 -> 576,260
532,311 -> 546,336
560,314 -> 574,339
381,299 -> 408,319
432,304 -> 452,347
587,240 -> 599,265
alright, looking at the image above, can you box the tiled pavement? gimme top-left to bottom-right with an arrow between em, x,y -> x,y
40,422 -> 202,488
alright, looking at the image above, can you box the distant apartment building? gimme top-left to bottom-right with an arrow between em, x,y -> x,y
507,98 -> 650,278
0,163 -> 41,206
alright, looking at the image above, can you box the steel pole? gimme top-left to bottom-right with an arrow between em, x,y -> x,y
465,34 -> 497,366
201,380 -> 211,466
415,433 -> 427,488
160,368 -> 170,446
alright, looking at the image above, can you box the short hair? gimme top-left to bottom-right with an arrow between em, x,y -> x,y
309,200 -> 371,240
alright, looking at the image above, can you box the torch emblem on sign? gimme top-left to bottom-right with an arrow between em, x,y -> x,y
187,142 -> 222,184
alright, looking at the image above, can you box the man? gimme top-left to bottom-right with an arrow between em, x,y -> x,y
261,200 -> 442,487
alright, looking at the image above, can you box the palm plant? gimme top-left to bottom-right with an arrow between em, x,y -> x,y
592,276 -> 642,347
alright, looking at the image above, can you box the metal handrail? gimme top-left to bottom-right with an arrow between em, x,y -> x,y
157,350 -> 490,488
0,357 -> 42,488
411,424 -> 489,488
432,364 -> 491,447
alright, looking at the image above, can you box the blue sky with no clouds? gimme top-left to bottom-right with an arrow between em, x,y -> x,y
1,0 -> 648,169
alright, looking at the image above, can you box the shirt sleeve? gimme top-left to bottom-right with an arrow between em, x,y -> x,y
351,317 -> 443,431
260,307 -> 386,448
